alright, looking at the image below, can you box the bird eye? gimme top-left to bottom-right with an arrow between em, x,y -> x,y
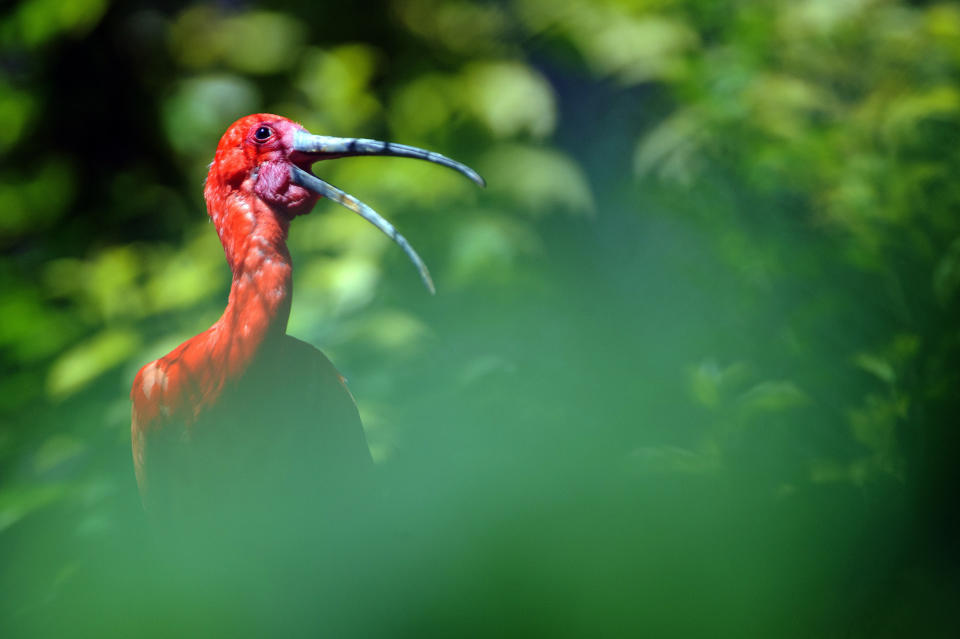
254,126 -> 273,142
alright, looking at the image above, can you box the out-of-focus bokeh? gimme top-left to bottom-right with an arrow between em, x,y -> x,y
2,0 -> 958,636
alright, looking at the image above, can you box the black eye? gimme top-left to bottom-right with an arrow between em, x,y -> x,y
254,126 -> 272,141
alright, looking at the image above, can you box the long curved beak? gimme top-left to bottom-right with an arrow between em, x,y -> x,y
290,131 -> 485,294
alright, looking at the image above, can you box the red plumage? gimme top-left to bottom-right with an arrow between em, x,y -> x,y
130,114 -> 481,527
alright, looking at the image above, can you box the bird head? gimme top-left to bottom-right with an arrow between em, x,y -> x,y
206,113 -> 485,293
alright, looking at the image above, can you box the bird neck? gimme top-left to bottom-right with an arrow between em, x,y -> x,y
132,192 -> 298,425
211,193 -> 294,375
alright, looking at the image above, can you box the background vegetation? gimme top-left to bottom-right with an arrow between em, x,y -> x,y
2,0 -> 958,635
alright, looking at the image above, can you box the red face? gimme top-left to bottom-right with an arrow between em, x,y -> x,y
208,114 -> 320,218
205,111 -> 484,293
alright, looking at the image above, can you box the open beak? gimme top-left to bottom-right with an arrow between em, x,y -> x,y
290,131 -> 485,294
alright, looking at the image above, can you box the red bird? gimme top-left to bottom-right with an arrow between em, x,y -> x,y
130,114 -> 483,526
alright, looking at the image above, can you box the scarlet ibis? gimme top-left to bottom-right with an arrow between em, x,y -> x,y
130,114 -> 483,528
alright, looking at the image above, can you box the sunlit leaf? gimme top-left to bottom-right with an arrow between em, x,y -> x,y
517,0 -> 698,83
145,233 -> 226,314
344,309 -> 430,355
4,0 -> 107,48
220,12 -> 305,74
462,62 -> 556,139
779,0 -> 874,36
297,45 -> 382,133
634,109 -> 708,183
480,144 -> 594,215
46,329 -> 140,399
389,74 -> 457,140
882,86 -> 960,145
577,14 -> 697,83
291,254 -> 382,323
744,73 -> 831,140
395,0 -> 510,55
170,7 -> 304,74
84,246 -> 145,321
162,74 -> 261,162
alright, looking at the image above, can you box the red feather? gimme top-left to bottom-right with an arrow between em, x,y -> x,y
131,115 -> 369,524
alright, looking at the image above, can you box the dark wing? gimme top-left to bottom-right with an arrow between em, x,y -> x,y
265,335 -> 374,476
132,335 -> 373,532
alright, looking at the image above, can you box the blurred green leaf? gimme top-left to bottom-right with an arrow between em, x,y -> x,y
2,0 -> 108,48
882,86 -> 960,145
344,309 -> 430,356
0,483 -> 67,533
854,353 -> 895,385
744,73 -> 831,141
634,109 -> 708,184
0,159 -> 74,240
447,214 -> 541,285
145,234 -> 226,314
934,237 -> 960,305
0,82 -> 35,155
162,74 -> 261,161
291,253 -> 382,322
518,0 -> 698,83
687,360 -> 750,409
389,73 -> 458,140
33,434 -> 87,474
847,393 -> 906,479
737,381 -> 808,415
0,287 -> 79,362
462,62 -> 557,139
297,45 -> 382,133
170,7 -> 305,74
219,11 -> 305,74
481,144 -> 594,215
46,329 -> 140,399
395,0 -> 510,55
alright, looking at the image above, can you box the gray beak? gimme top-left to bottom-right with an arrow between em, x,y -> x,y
290,131 -> 485,294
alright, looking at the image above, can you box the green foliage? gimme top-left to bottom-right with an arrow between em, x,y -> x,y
1,0 -> 958,636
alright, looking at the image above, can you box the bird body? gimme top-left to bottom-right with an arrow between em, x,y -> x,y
130,114 -> 482,526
